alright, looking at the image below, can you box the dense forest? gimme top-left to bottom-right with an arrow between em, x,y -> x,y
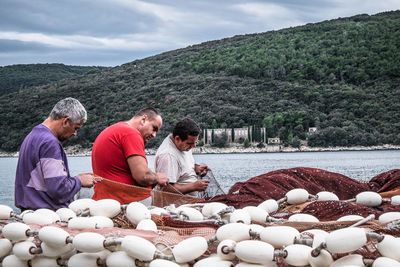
0,11 -> 399,151
0,64 -> 107,94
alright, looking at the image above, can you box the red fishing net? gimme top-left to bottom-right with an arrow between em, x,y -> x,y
210,167 -> 400,208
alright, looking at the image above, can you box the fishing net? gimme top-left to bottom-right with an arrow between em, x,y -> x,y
197,169 -> 226,200
92,178 -> 152,204
209,167 -> 400,208
151,188 -> 204,207
92,172 -> 228,207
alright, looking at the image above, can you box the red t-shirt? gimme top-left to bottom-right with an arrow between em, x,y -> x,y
92,122 -> 146,185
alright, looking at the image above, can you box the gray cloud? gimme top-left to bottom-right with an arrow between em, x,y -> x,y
0,0 -> 399,66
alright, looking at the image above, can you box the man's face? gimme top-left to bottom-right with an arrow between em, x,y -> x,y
174,135 -> 198,151
59,117 -> 83,141
139,115 -> 162,143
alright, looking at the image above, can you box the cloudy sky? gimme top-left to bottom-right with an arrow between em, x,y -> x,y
1,0 -> 399,67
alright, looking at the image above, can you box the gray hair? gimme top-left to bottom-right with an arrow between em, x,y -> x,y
49,97 -> 87,124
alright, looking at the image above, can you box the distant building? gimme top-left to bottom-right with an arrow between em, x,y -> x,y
308,127 -> 317,133
203,126 -> 267,145
267,137 -> 281,144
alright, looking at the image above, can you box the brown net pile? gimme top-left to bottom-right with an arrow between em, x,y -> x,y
298,200 -> 400,221
210,167 -> 400,208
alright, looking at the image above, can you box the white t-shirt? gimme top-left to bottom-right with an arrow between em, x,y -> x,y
155,134 -> 198,186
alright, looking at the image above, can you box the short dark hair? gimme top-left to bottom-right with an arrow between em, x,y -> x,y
173,118 -> 200,141
134,107 -> 160,120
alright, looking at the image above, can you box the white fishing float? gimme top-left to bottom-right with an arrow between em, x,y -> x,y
309,232 -> 328,249
372,257 -> 400,267
150,259 -> 181,267
391,195 -> 400,205
378,212 -> 400,224
40,242 -> 74,258
260,226 -> 300,248
325,227 -> 367,254
229,209 -> 251,224
68,198 -> 96,214
67,252 -> 105,267
337,215 -> 364,222
12,241 -> 38,260
122,235 -> 156,261
136,219 -> 158,232
89,198 -> 121,218
72,232 -> 107,253
282,244 -> 311,266
90,216 -> 114,228
67,217 -> 97,229
316,191 -> 339,201
257,199 -> 279,213
38,226 -> 71,248
216,223 -> 251,242
0,238 -> 12,258
30,256 -> 60,267
249,224 -> 265,234
235,262 -> 273,267
285,188 -> 310,205
242,206 -> 269,224
34,208 -> 61,223
201,202 -> 228,217
106,251 -> 136,267
308,248 -> 333,267
175,207 -> 204,221
330,254 -> 364,267
149,207 -> 169,216
1,222 -> 33,242
235,240 -> 274,264
217,239 -> 237,260
172,236 -> 208,263
288,213 -> 319,223
22,212 -> 54,225
0,204 -> 15,220
376,234 -> 400,261
125,202 -> 151,225
355,191 -> 382,207
301,229 -> 329,240
193,256 -> 233,267
1,254 -> 29,267
56,208 -> 76,222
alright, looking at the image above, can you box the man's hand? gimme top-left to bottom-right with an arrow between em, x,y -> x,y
193,179 -> 209,191
195,164 -> 208,177
155,172 -> 169,186
78,173 -> 101,188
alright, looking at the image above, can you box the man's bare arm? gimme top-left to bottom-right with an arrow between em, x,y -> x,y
127,155 -> 168,186
164,180 -> 209,194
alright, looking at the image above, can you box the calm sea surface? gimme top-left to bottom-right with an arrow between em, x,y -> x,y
2,150 -> 399,210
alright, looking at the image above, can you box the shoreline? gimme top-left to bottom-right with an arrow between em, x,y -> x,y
1,144 -> 400,157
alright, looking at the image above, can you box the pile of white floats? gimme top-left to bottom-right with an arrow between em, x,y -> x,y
1,188 -> 400,267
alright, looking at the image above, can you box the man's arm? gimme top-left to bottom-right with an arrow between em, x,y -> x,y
127,155 -> 168,187
166,180 -> 209,194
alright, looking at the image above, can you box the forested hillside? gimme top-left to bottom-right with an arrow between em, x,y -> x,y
0,64 -> 107,94
0,11 -> 399,151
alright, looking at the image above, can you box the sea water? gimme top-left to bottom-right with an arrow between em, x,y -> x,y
1,150 -> 399,210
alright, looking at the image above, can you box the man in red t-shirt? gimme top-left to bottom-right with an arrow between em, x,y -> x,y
91,108 -> 168,203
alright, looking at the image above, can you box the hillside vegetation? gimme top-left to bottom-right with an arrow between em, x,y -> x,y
0,64 -> 107,94
0,11 -> 399,151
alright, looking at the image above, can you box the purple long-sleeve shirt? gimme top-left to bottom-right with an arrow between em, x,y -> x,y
15,124 -> 81,210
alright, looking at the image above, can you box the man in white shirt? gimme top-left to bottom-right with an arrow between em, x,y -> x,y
155,118 -> 209,196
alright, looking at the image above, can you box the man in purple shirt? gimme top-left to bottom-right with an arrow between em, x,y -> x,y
15,97 -> 96,211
